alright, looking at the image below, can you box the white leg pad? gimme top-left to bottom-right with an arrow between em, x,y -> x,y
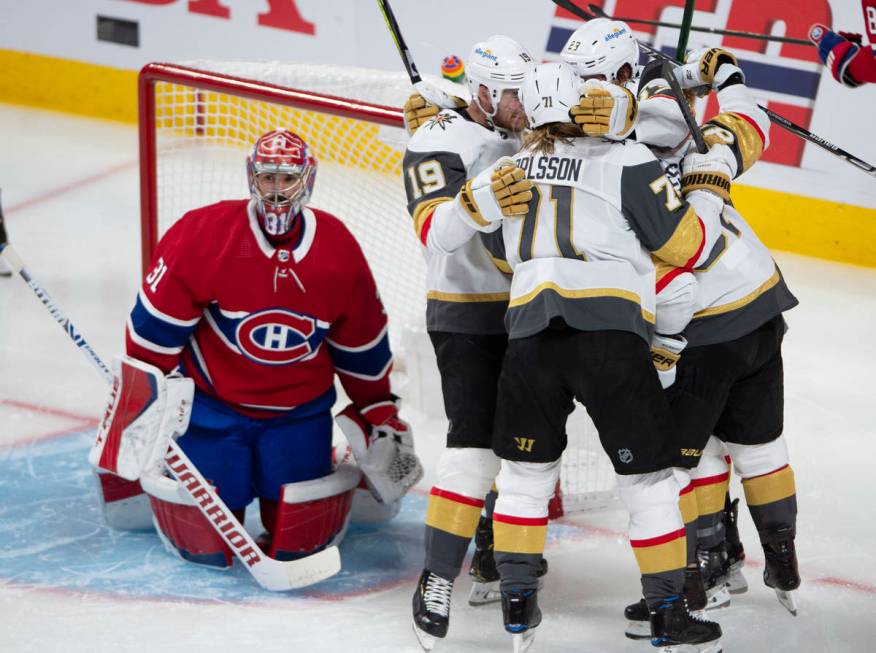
495,460 -> 561,518
434,447 -> 501,500
617,469 -> 684,541
726,436 -> 790,479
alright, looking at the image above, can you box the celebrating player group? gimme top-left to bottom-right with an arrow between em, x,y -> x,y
80,10 -> 804,653
400,17 -> 800,653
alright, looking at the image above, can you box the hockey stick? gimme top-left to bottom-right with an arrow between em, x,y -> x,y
675,0 -> 696,62
661,60 -> 708,154
376,0 -> 460,108
0,191 -> 113,383
0,191 -> 340,591
553,0 -> 876,179
569,1 -> 810,46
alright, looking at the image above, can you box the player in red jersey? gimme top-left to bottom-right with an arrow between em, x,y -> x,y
810,21 -> 876,88
101,130 -> 422,567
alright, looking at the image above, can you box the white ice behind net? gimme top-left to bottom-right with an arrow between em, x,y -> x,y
149,60 -> 616,512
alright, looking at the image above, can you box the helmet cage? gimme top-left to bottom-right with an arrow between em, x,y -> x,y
247,130 -> 316,236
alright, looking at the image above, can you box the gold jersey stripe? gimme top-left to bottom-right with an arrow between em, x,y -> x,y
508,282 -> 655,324
632,535 -> 687,575
692,268 -> 781,319
427,290 -> 510,303
488,253 -> 513,274
412,197 -> 451,240
679,489 -> 698,524
708,112 -> 764,174
493,520 -> 548,555
694,478 -> 730,516
425,493 -> 483,538
743,466 -> 796,507
652,204 -> 703,268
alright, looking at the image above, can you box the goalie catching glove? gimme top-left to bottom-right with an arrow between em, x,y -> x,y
89,355 -> 193,481
569,79 -> 638,141
454,157 -> 533,231
335,398 -> 423,504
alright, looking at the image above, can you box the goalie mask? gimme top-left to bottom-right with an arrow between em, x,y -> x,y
247,130 -> 317,237
561,18 -> 639,84
466,35 -> 534,124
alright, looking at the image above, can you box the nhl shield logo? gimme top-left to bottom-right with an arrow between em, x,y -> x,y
278,249 -> 290,262
618,448 -> 633,465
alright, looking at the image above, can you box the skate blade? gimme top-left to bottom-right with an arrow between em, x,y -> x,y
624,619 -> 651,640
705,584 -> 731,610
725,568 -> 748,594
468,580 -> 501,606
659,641 -> 722,653
775,588 -> 798,616
511,631 -> 535,653
412,623 -> 439,651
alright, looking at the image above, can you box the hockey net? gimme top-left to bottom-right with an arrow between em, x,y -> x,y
138,61 -> 617,516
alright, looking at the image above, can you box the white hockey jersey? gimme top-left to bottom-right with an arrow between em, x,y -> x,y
403,109 -> 520,334
638,76 -> 798,346
501,137 -> 724,342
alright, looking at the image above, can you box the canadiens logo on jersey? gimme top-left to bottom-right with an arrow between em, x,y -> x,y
235,308 -> 327,365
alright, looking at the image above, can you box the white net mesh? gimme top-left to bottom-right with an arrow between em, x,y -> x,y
145,60 -> 616,513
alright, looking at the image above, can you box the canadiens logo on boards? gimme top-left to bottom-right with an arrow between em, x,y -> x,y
235,308 -> 320,365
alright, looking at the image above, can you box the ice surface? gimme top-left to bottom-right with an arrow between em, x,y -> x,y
1,104 -> 875,652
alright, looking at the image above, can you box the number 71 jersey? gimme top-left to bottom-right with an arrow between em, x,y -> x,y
502,138 -> 723,342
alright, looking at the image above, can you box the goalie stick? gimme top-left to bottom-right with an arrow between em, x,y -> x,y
0,191 -> 340,591
552,0 -> 876,180
375,0 -> 459,109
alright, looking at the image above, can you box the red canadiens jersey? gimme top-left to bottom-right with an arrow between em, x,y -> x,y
126,200 -> 392,417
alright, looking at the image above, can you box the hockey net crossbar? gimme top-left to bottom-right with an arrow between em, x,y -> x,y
138,60 -> 617,516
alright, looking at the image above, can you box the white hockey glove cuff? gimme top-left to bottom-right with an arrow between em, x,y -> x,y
335,398 -> 424,504
681,144 -> 734,201
651,334 -> 687,389
89,355 -> 194,481
570,79 -> 638,141
677,47 -> 740,90
453,157 -> 533,231
403,83 -> 467,136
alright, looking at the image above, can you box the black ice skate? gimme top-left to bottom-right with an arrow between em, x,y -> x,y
723,497 -> 748,594
624,566 -> 707,640
468,516 -> 500,605
650,595 -> 723,653
697,544 -> 731,609
502,588 -> 541,653
762,527 -> 800,616
624,598 -> 651,640
468,516 -> 549,605
412,569 -> 454,651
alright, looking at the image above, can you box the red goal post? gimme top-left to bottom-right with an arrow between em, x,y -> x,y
136,61 -> 616,516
